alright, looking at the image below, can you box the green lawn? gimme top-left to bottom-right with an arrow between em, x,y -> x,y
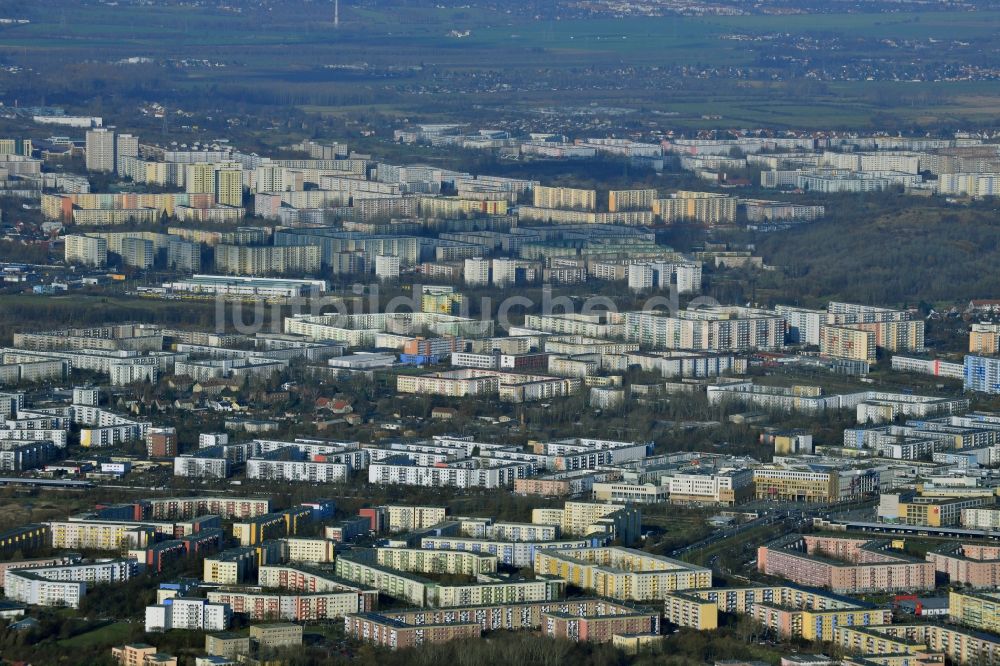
57,621 -> 133,648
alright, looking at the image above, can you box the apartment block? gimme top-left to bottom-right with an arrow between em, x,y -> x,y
207,587 -> 373,621
834,624 -> 1000,666
6,559 -> 137,609
927,543 -> 1000,588
245,458 -> 348,484
949,589 -> 1000,634
534,547 -> 711,601
118,236 -> 153,269
145,597 -> 230,632
623,306 -> 785,352
962,508 -> 1000,530
344,612 -> 481,649
666,585 -> 891,641
608,188 -> 656,212
86,128 -> 116,172
531,501 -> 641,545
167,238 -> 201,273
533,185 -> 597,211
214,244 -> 321,276
420,536 -> 597,569
281,537 -> 337,564
347,598 -> 659,649
757,535 -> 935,594
145,497 -> 270,521
964,354 -> 1000,395
375,547 -> 497,575
652,191 -> 737,225
335,554 -> 562,608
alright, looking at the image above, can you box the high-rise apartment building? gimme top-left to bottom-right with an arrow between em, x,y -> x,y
85,128 -> 116,172
215,165 -> 244,207
186,163 -> 216,194
167,238 -> 202,273
146,427 -> 178,458
464,257 -> 491,286
121,237 -> 154,269
254,165 -> 288,193
819,326 -> 877,363
65,235 -> 108,267
115,134 -> 138,176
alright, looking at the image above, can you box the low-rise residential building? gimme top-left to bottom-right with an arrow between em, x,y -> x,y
111,643 -> 177,666
204,633 -> 250,660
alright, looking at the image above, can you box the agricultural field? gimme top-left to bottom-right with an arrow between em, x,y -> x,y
0,1 -> 997,132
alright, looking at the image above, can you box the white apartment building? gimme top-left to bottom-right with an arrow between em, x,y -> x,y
374,254 -> 401,280
937,173 -> 1000,197
420,536 -> 596,568
173,455 -> 230,479
145,597 -> 231,632
199,433 -> 229,448
5,559 -> 137,608
626,262 -> 702,294
464,257 -> 491,286
245,459 -> 349,483
5,572 -> 84,608
368,460 -> 529,489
